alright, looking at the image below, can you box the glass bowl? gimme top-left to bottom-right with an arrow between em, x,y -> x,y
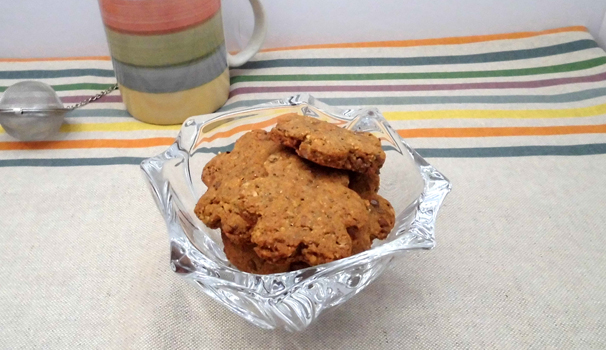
140,94 -> 452,331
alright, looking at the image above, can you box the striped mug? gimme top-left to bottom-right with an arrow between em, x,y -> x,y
98,0 -> 266,124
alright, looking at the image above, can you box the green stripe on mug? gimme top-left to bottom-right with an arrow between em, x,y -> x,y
105,11 -> 225,67
113,44 -> 227,94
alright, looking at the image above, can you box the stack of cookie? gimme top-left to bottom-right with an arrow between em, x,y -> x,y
195,114 -> 396,274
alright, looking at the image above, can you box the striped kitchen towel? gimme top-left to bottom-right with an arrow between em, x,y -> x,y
4,25 -> 606,349
1,25 -> 605,166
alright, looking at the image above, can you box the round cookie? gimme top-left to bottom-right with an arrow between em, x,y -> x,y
270,113 -> 386,173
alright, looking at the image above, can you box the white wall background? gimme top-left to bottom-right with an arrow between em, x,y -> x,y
1,0 -> 606,58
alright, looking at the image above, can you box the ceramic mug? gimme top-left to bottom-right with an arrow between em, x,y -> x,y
98,0 -> 266,124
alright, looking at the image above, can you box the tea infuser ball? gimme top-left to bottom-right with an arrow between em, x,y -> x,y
0,81 -> 68,141
0,81 -> 118,141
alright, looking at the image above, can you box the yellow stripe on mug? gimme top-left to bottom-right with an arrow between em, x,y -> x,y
120,68 -> 230,125
104,11 -> 225,67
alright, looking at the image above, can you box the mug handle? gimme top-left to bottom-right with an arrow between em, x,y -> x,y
226,0 -> 267,67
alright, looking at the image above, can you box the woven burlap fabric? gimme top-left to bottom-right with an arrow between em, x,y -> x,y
1,156 -> 604,349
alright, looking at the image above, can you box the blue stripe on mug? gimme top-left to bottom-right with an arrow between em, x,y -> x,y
112,44 -> 227,93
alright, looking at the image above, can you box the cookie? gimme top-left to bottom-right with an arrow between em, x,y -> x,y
222,234 -> 290,274
364,193 -> 396,240
348,170 -> 394,241
201,129 -> 282,188
195,130 -> 285,244
196,127 -> 395,274
348,225 -> 372,255
196,136 -> 370,266
239,150 -> 369,266
195,176 -> 257,244
270,113 -> 386,173
349,170 -> 380,195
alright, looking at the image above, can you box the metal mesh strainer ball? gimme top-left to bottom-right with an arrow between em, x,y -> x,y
0,81 -> 68,141
0,80 -> 118,141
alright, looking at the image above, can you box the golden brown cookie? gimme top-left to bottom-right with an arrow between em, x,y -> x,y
195,130 -> 368,265
201,129 -> 283,188
238,150 -> 369,266
196,127 -> 395,274
348,225 -> 372,255
222,234 -> 290,274
363,193 -> 396,240
195,176 -> 257,244
195,130 -> 285,244
270,113 -> 386,173
348,170 -> 394,241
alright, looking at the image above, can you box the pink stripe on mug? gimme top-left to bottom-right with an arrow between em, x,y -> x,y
99,0 -> 221,35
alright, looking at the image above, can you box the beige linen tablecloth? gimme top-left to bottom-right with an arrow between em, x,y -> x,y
1,26 -> 605,348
